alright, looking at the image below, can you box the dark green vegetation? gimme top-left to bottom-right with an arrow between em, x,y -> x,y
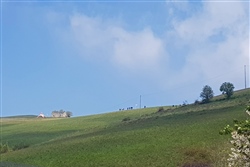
1,89 -> 250,167
220,82 -> 235,99
51,110 -> 72,118
200,85 -> 214,103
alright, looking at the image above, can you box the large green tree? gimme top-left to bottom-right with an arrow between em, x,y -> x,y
220,82 -> 235,99
200,85 -> 214,103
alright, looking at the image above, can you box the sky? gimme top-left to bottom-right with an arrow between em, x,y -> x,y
1,0 -> 249,117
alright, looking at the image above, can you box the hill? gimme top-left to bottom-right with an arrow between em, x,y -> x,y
1,115 -> 37,119
1,88 -> 250,167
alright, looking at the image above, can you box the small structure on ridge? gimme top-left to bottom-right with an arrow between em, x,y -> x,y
51,110 -> 72,118
37,113 -> 45,118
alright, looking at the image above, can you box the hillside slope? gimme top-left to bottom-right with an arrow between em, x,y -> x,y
1,88 -> 250,167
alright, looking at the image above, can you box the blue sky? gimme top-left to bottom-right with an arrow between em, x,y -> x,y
1,0 -> 249,117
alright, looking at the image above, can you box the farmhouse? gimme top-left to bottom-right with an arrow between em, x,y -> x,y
52,111 -> 68,118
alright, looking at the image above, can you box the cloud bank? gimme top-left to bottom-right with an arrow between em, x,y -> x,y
66,14 -> 167,74
49,1 -> 249,91
165,1 -> 249,89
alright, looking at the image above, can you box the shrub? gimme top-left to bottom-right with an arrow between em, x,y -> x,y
13,142 -> 29,151
183,100 -> 188,106
157,107 -> 164,112
122,117 -> 131,122
220,106 -> 250,167
0,143 -> 10,154
194,100 -> 200,105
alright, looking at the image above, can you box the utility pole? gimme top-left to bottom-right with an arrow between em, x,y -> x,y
245,65 -> 247,89
140,95 -> 141,109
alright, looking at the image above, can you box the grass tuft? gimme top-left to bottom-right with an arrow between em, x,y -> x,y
13,143 -> 30,151
122,117 -> 131,122
0,143 -> 10,154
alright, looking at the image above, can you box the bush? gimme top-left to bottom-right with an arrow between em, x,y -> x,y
13,142 -> 29,151
157,107 -> 164,112
122,117 -> 131,122
0,143 -> 10,154
194,100 -> 200,105
220,106 -> 250,167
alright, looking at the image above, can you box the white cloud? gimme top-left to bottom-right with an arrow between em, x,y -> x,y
48,1 -> 248,92
172,3 -> 245,42
111,27 -> 165,71
69,14 -> 112,59
165,1 -> 249,90
64,14 -> 167,74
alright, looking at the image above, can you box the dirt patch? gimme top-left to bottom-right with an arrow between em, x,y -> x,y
182,162 -> 212,167
180,148 -> 213,167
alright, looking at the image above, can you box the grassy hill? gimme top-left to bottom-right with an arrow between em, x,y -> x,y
1,115 -> 37,119
1,88 -> 250,167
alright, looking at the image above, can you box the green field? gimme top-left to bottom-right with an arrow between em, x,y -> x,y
1,89 -> 250,167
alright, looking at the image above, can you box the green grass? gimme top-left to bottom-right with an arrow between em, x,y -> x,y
1,88 -> 250,167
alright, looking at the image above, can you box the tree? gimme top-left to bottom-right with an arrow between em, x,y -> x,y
51,110 -> 72,118
66,111 -> 73,117
200,85 -> 214,103
220,82 -> 235,99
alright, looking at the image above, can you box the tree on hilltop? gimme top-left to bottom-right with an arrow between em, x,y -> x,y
51,110 -> 72,117
200,85 -> 214,103
220,82 -> 235,99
